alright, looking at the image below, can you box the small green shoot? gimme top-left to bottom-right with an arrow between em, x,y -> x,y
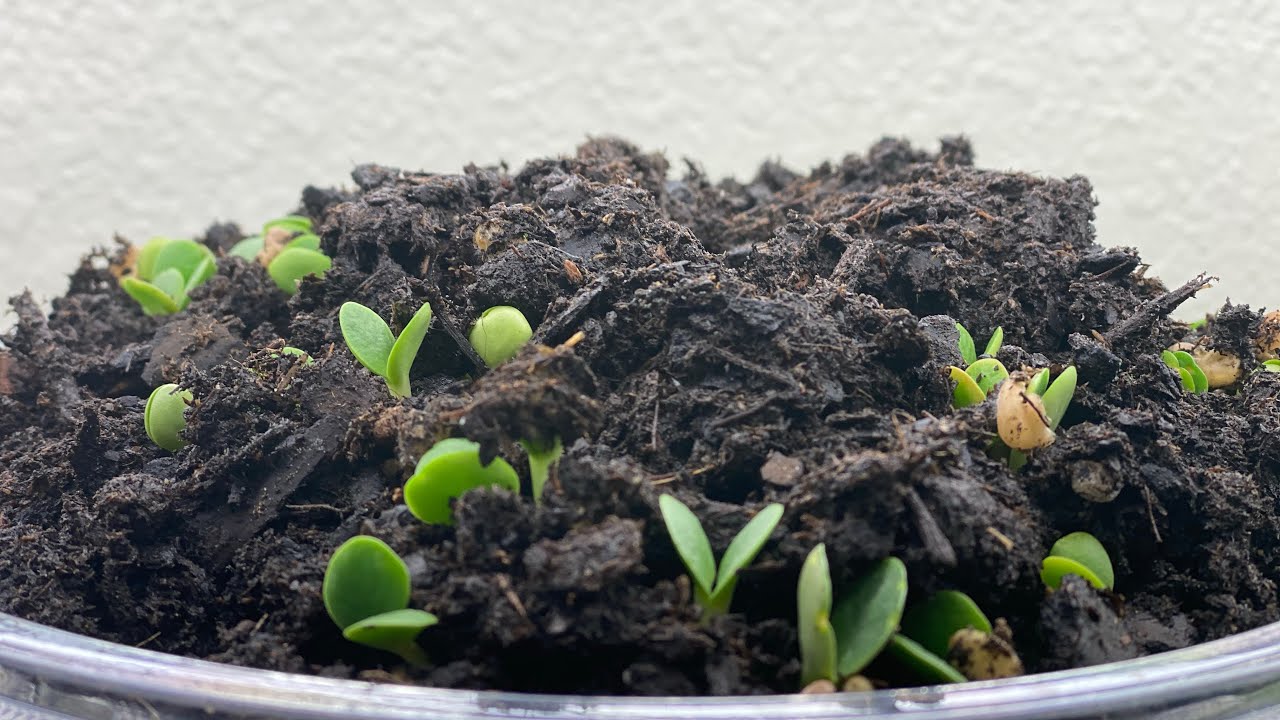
1041,531 -> 1114,591
144,383 -> 193,451
900,590 -> 992,659
469,306 -> 533,368
228,215 -> 330,295
995,366 -> 1077,470
403,438 -> 520,525
956,323 -> 1003,366
520,436 -> 563,504
659,495 -> 784,618
1263,359 -> 1280,373
120,238 -> 216,316
1187,316 -> 1208,331
273,346 -> 316,366
1162,350 -> 1209,393
340,300 -> 433,398
948,324 -> 1008,408
883,634 -> 968,684
322,536 -> 437,665
829,557 -> 908,678
269,245 -> 332,294
797,544 -> 838,685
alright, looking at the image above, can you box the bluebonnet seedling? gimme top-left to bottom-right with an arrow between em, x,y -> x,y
323,535 -> 437,665
900,590 -> 992,660
120,238 -> 216,316
1041,531 -> 1114,591
340,300 -> 433,398
949,324 -> 1008,409
797,544 -> 838,686
659,495 -> 783,618
145,383 -> 193,451
469,306 -> 533,368
520,436 -> 563,504
1162,350 -> 1208,393
403,438 -> 520,525
956,323 -> 1003,366
995,366 -> 1077,470
1263,359 -> 1280,373
229,215 -> 331,294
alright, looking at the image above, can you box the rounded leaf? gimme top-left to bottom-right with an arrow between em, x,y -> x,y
949,367 -> 986,409
900,590 -> 992,659
469,305 -> 533,368
144,383 -> 192,451
1041,555 -> 1107,591
323,536 -> 411,629
121,277 -> 180,317
965,358 -> 1009,395
227,235 -> 265,261
153,239 -> 214,282
1048,531 -> 1114,589
657,494 -> 715,598
884,634 -> 967,685
134,238 -> 170,281
339,302 -> 395,378
268,247 -> 332,294
285,233 -> 322,251
343,608 -> 437,665
263,215 -> 313,235
830,557 -> 908,677
404,438 -> 520,525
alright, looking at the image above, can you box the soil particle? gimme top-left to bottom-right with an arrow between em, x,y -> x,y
1038,575 -> 1137,670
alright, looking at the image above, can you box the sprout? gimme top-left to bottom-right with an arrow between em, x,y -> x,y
1161,350 -> 1208,393
120,238 -> 216,316
403,438 -> 520,525
995,366 -> 1076,470
339,300 -> 433,398
659,495 -> 783,619
268,245 -> 332,294
520,436 -> 563,505
144,383 -> 193,451
273,346 -> 316,366
1262,359 -> 1280,373
882,634 -> 967,684
322,536 -> 437,665
469,306 -> 533,368
900,590 -> 992,659
797,544 -> 838,686
1040,531 -> 1114,591
956,322 -> 1003,366
229,215 -> 331,295
948,357 -> 1010,409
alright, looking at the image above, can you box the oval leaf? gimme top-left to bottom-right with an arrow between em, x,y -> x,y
1026,368 -> 1051,397
263,215 -> 313,234
965,358 -> 1009,395
830,557 -> 908,677
1049,532 -> 1114,589
322,536 -> 411,629
658,494 -> 716,599
153,239 -> 214,281
956,323 -> 977,366
134,238 -> 170,281
900,590 -> 992,659
706,503 -> 783,613
798,544 -> 837,685
144,383 -> 192,451
227,235 -> 264,261
185,256 -> 217,293
949,367 -> 986,409
340,302 -> 395,378
1160,350 -> 1180,369
121,277 -> 180,317
343,608 -> 437,666
1041,555 -> 1107,590
983,327 -> 1004,358
884,634 -> 968,684
385,301 -> 433,398
285,233 -> 322,251
1040,366 -> 1077,431
1188,363 -> 1209,393
403,438 -> 520,525
268,247 -> 332,294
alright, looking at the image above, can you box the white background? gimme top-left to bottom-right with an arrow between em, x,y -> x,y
2,1 -> 1277,320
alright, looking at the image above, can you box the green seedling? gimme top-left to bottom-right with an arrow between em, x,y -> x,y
403,438 -> 520,525
469,306 -> 533,368
1162,350 -> 1209,393
797,549 -> 909,687
120,238 -> 216,316
144,383 -> 193,451
995,366 -> 1077,470
1041,531 -> 1114,591
900,590 -> 993,660
883,634 -> 968,684
340,300 -> 433,398
949,357 -> 1010,409
659,495 -> 784,619
322,535 -> 437,665
1263,359 -> 1280,373
1187,316 -> 1208,331
229,215 -> 331,295
273,346 -> 316,366
520,436 -> 563,504
956,323 -> 1003,366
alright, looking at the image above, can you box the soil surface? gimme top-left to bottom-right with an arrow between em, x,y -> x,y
1,137 -> 1277,695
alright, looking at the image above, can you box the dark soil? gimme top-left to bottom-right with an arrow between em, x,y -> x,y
1,137 -> 1277,695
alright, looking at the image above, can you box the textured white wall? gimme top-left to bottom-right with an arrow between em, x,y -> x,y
2,1 -> 1277,321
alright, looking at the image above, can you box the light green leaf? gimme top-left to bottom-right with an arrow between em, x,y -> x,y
228,235 -> 264,261
144,383 -> 193,451
1176,367 -> 1196,392
658,494 -> 716,599
983,327 -> 1004,357
1188,363 -> 1209,393
1263,359 -> 1280,373
285,233 -> 322,251
343,608 -> 436,666
322,536 -> 411,629
135,238 -> 170,281
185,256 -> 216,293
900,590 -> 992,659
520,436 -> 563,505
1048,531 -> 1114,589
1026,368 -> 1051,397
706,503 -> 784,612
1161,350 -> 1179,369
949,367 -> 986,409
340,302 -> 395,378
268,247 -> 332,294
153,239 -> 214,281
965,358 -> 1009,395
884,634 -> 967,684
263,215 -> 312,235
385,301 -> 433,398
121,277 -> 181,317
798,544 -> 838,686
1041,555 -> 1107,590
1040,366 -> 1077,431
403,438 -> 520,525
830,556 -> 908,677
956,323 -> 977,366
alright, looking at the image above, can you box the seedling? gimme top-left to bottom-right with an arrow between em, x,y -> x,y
1162,350 -> 1208,393
797,548 -> 908,686
1041,531 -> 1114,591
659,495 -> 783,618
229,215 -> 331,294
1262,359 -> 1280,373
882,634 -> 967,684
403,438 -> 520,525
949,357 -> 1010,409
120,238 -> 216,316
994,366 -> 1077,470
900,590 -> 993,659
144,383 -> 193,451
273,346 -> 316,366
322,535 -> 437,665
520,436 -> 563,504
340,300 -> 433,398
956,323 -> 1003,366
469,306 -> 534,368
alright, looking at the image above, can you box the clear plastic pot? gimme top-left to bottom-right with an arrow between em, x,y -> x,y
2,612 -> 1280,719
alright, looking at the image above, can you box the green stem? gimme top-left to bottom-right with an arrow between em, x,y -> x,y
522,437 -> 563,504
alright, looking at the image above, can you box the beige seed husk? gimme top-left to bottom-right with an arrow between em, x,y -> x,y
996,375 -> 1055,450
1192,348 -> 1242,388
1256,310 -> 1280,361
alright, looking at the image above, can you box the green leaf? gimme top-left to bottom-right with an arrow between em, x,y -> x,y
135,238 -> 170,281
1026,368 -> 1051,397
263,215 -> 313,235
343,608 -> 437,666
884,634 -> 968,684
949,367 -> 986,409
956,323 -> 977,366
268,247 -> 332,294
797,544 -> 838,685
1040,366 -> 1077,431
403,438 -> 520,525
144,383 -> 193,451
900,590 -> 992,659
340,302 -> 395,378
965,358 -> 1009,395
286,233 -> 322,251
385,301 -> 434,398
520,436 -> 563,505
228,235 -> 264,261
658,494 -> 716,599
830,557 -> 908,677
1168,351 -> 1208,393
983,327 -> 1004,358
1161,350 -> 1179,369
469,306 -> 534,368
121,277 -> 181,317
322,536 -> 411,629
706,503 -> 784,613
1041,555 -> 1106,590
153,239 -> 214,281
1176,367 -> 1196,392
1048,532 -> 1114,589
1263,359 -> 1280,373
1008,448 -> 1028,472
185,256 -> 216,293
1187,317 -> 1208,331
1188,363 -> 1209,393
